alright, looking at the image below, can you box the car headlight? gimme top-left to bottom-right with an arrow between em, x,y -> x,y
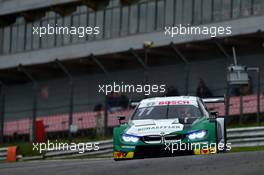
187,130 -> 207,140
122,134 -> 140,143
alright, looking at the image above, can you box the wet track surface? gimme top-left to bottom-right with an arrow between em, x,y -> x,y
1,151 -> 264,175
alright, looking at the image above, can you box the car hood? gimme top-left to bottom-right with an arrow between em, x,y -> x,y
125,119 -> 184,136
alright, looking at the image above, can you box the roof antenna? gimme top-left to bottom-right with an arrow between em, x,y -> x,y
232,47 -> 237,65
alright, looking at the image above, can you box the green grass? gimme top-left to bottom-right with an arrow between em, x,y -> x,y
230,146 -> 264,153
0,136 -> 112,157
227,122 -> 264,129
0,142 -> 41,157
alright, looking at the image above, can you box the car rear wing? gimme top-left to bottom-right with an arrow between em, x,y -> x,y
131,97 -> 226,107
130,101 -> 140,107
202,97 -> 225,104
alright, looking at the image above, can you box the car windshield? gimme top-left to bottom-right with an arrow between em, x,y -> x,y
132,105 -> 203,120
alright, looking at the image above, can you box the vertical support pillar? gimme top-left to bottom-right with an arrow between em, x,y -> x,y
31,83 -> 38,142
68,81 -> 74,140
0,28 -> 3,54
257,69 -> 261,125
54,59 -> 74,140
239,95 -> 243,125
104,96 -> 108,137
18,65 -> 37,142
0,83 -> 5,143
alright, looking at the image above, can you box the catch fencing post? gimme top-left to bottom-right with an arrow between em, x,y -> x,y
247,67 -> 261,125
18,64 -> 38,142
54,59 -> 74,140
0,82 -> 5,144
239,95 -> 243,125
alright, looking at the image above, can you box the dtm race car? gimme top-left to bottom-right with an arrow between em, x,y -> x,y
113,96 -> 227,160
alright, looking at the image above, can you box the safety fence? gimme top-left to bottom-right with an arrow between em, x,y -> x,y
3,94 -> 264,137
0,147 -> 8,161
3,110 -> 132,136
227,127 -> 264,147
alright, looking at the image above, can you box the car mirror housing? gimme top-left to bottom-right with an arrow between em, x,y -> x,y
209,111 -> 218,122
117,116 -> 126,125
210,111 -> 219,117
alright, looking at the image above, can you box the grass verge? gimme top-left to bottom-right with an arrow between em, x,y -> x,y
0,136 -> 112,157
230,146 -> 264,153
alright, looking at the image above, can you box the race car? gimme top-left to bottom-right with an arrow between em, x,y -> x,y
113,96 -> 227,160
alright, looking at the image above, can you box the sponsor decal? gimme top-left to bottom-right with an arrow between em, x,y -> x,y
114,152 -> 134,159
121,146 -> 136,149
137,125 -> 181,132
159,101 -> 190,105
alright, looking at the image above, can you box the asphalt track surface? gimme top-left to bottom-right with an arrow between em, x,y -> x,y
1,151 -> 264,175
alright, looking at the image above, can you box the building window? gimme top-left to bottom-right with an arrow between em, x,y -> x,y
241,0 -> 252,17
147,1 -> 156,32
193,0 -> 202,24
95,10 -> 104,39
112,7 -> 121,37
41,19 -> 48,49
129,4 -> 139,34
120,6 -> 129,36
182,0 -> 193,25
213,0 -> 222,21
32,21 -> 41,50
25,23 -> 32,51
175,0 -> 183,25
202,0 -> 213,23
11,25 -> 18,52
232,0 -> 241,18
253,0 -> 264,15
222,0 -> 231,20
139,2 -> 147,33
3,26 -> 11,54
156,0 -> 165,29
104,9 -> 112,38
17,23 -> 25,52
165,0 -> 175,26
79,7 -> 88,42
71,14 -> 80,44
87,10 -> 95,41
56,16 -> 63,46
47,12 -> 56,48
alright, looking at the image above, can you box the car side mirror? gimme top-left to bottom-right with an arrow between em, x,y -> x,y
117,116 -> 126,124
209,111 -> 218,122
210,111 -> 218,117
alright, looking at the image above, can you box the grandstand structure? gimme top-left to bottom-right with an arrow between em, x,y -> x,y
0,0 -> 264,142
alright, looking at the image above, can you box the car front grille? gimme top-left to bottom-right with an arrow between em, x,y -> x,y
164,135 -> 184,142
142,134 -> 185,144
143,135 -> 161,143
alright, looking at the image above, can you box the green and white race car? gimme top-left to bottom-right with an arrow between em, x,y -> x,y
113,96 -> 228,160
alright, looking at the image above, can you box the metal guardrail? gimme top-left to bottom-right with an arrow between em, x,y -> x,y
0,147 -> 22,161
0,147 -> 8,161
1,126 -> 264,161
227,127 -> 264,147
44,140 -> 113,159
0,139 -> 113,162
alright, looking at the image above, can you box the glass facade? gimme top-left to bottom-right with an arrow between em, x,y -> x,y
1,0 -> 264,55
